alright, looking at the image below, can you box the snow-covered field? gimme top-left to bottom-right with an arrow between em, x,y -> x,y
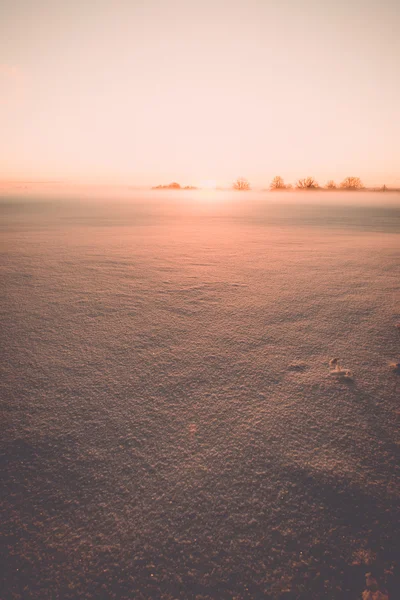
1,193 -> 399,599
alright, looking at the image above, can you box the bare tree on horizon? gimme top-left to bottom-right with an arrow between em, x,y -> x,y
270,176 -> 287,190
296,177 -> 319,189
340,177 -> 363,190
233,177 -> 250,191
326,180 -> 337,189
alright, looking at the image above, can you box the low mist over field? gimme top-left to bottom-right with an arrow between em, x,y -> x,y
2,193 -> 399,599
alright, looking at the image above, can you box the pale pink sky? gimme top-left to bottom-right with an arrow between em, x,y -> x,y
0,0 -> 399,188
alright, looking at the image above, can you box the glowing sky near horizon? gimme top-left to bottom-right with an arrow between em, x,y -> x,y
0,0 -> 399,188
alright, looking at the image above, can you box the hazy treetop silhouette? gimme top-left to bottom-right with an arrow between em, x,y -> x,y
340,176 -> 363,190
149,174 -> 374,192
270,176 -> 287,190
152,182 -> 182,190
233,177 -> 250,191
296,177 -> 319,189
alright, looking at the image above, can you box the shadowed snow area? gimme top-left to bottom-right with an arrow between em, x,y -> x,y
1,193 -> 399,599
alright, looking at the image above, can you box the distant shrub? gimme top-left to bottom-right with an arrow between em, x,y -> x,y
152,182 -> 182,190
270,176 -> 287,190
296,177 -> 319,189
340,176 -> 363,190
233,177 -> 250,191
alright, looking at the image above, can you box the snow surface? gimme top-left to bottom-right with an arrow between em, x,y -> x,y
1,193 -> 400,599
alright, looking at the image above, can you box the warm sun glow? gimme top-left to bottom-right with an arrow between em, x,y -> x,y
200,180 -> 217,190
